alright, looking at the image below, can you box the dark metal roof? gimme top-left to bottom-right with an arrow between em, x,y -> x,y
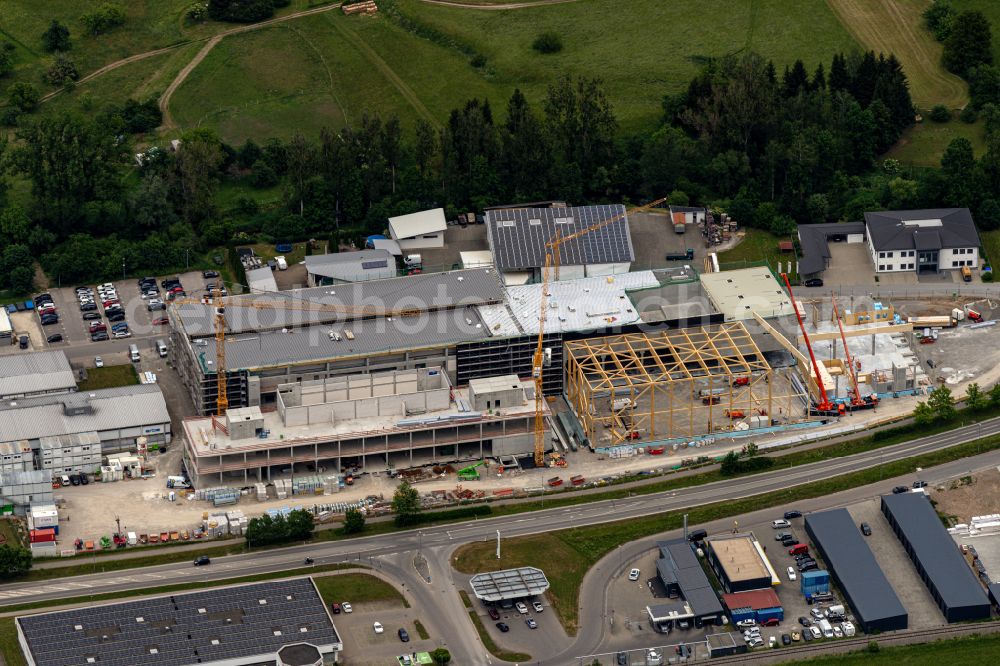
656,538 -> 724,618
865,208 -> 980,252
485,204 -> 634,272
805,508 -> 907,631
797,222 -> 867,276
881,493 -> 990,620
17,578 -> 340,666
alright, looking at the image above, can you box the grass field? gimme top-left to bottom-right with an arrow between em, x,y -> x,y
717,228 -> 798,278
886,117 -> 986,166
827,0 -> 967,109
77,364 -> 138,392
312,572 -> 407,607
783,632 -> 1000,664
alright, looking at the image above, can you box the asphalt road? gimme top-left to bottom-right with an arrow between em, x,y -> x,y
5,415 -> 1000,663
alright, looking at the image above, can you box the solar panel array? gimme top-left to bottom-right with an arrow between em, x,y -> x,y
485,205 -> 634,273
360,259 -> 389,270
17,578 -> 339,666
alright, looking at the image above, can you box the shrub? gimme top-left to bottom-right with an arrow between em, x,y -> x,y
8,82 -> 39,112
45,56 -> 79,86
208,0 -> 276,23
0,48 -> 13,78
532,32 -> 563,54
929,104 -> 952,122
250,159 -> 278,188
470,53 -> 487,68
186,2 -> 209,22
41,20 -> 71,53
983,270 -> 995,282
0,108 -> 18,127
960,106 -> 979,123
81,4 -> 126,36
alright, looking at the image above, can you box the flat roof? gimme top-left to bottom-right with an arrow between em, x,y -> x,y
0,350 -> 75,397
246,266 -> 278,294
304,250 -> 396,282
388,208 -> 447,239
184,380 -> 537,456
476,270 -> 660,336
657,538 -> 724,618
705,534 -> 770,583
721,589 -> 781,611
0,385 -> 169,442
699,268 -> 794,321
174,268 -> 505,337
882,493 -> 990,618
805,508 -> 907,630
469,567 -> 549,601
16,577 -> 341,666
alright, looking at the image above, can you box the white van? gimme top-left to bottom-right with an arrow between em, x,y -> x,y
826,605 -> 845,617
156,339 -> 168,357
819,618 -> 834,638
129,344 -> 140,362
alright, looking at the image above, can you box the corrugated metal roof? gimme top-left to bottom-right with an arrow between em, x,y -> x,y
485,204 -> 634,272
657,538 -> 724,618
0,385 -> 169,442
175,268 -> 505,337
304,250 -> 396,282
245,267 -> 278,295
0,350 -> 75,398
721,589 -> 781,611
388,208 -> 447,239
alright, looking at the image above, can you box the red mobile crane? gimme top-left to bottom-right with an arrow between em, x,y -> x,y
780,273 -> 843,417
831,294 -> 878,411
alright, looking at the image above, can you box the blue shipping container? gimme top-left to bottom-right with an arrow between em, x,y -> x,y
756,607 -> 784,623
800,569 -> 830,595
728,607 -> 755,624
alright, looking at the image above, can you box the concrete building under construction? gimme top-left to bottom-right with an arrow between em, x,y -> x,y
563,323 -> 810,448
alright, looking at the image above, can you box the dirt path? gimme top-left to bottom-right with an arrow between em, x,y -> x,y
826,0 -> 967,109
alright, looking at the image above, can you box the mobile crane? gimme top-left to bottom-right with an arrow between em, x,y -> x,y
532,198 -> 668,466
831,294 -> 878,411
780,273 -> 843,417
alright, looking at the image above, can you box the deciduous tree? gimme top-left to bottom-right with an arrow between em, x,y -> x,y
392,481 -> 421,527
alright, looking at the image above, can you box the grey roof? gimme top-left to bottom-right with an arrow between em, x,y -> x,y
881,493 -> 991,621
17,578 -> 340,666
865,208 -> 980,252
797,222 -> 867,276
246,266 -> 278,294
656,538 -> 724,618
469,567 -> 550,601
804,508 -> 908,632
194,305 -> 490,373
174,268 -> 505,337
0,385 -> 169,442
668,205 -> 705,213
304,250 -> 397,283
0,350 -> 75,398
485,204 -> 634,272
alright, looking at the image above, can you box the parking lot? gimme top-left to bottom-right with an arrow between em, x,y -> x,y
473,594 -> 570,659
333,599 -> 439,666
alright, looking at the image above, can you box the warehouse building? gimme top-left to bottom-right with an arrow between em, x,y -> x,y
182,367 -> 541,485
485,204 -> 634,284
704,533 -> 777,593
0,385 -> 171,461
699,267 -> 795,321
805,508 -> 908,632
16,577 -> 342,666
245,266 -> 278,295
721,589 -> 783,624
0,350 -> 76,400
653,538 -> 725,628
304,249 -> 397,286
881,493 -> 991,622
706,632 -> 747,658
388,208 -> 447,250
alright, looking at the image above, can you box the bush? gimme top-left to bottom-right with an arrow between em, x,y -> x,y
81,4 -> 126,36
208,0 -> 276,23
983,270 -> 995,282
116,98 -> 162,134
960,106 -> 979,123
929,104 -> 952,122
0,107 -> 18,127
250,159 -> 278,188
470,53 -> 487,68
532,32 -> 563,54
186,2 -> 209,21
8,82 -> 39,112
41,20 -> 71,53
45,56 -> 79,86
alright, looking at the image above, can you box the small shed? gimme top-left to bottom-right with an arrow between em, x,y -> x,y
246,267 -> 278,295
469,376 -> 526,411
388,208 -> 447,250
778,240 -> 794,253
706,632 -> 747,658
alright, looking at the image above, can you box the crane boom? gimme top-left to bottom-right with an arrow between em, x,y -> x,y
531,197 -> 669,466
830,294 -> 861,401
780,273 -> 837,414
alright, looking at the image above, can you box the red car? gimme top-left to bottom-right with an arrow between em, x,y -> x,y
153,317 -> 169,325
762,618 -> 780,627
488,607 -> 500,620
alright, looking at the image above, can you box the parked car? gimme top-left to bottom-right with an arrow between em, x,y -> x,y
771,519 -> 791,529
398,628 -> 409,642
768,636 -> 777,648
860,522 -> 872,536
646,648 -> 663,665
762,618 -> 779,627
687,528 -> 708,542
891,485 -> 909,494
515,602 -> 528,614
913,480 -> 928,488
781,633 -> 791,645
802,628 -> 813,642
746,637 -> 764,648
798,616 -> 811,627
628,568 -> 641,581
783,510 -> 802,519
833,625 -> 843,638
810,608 -> 825,620
203,270 -> 219,279
532,601 -> 544,612
799,561 -> 819,572
791,630 -> 801,642
496,622 -> 509,632
736,619 -> 757,629
842,621 -> 856,637
372,622 -> 383,634
804,278 -> 824,287
91,332 -> 109,342
46,333 -> 62,343
330,603 -> 341,614
153,317 -> 169,325
148,300 -> 166,311
82,312 -> 101,320
787,566 -> 797,581
40,316 -> 59,326
810,626 -> 822,639
525,618 -> 537,629
615,652 -> 628,665
488,607 -> 499,620
341,603 -> 352,613
193,555 -> 211,566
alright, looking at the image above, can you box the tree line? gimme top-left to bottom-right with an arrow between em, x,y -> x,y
4,45 -> 985,289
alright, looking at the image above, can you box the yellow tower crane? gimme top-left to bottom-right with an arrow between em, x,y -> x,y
532,197 -> 668,466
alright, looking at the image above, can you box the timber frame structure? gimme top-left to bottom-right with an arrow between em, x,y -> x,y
564,323 -> 810,446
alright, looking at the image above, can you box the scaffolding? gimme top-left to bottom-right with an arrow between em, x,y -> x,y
564,323 -> 810,446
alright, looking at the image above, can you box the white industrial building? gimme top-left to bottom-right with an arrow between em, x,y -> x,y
0,470 -> 52,512
304,249 -> 397,285
246,266 -> 278,294
387,208 -> 447,250
485,204 -> 634,284
865,208 -> 980,274
0,350 -> 76,400
699,267 -> 795,321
